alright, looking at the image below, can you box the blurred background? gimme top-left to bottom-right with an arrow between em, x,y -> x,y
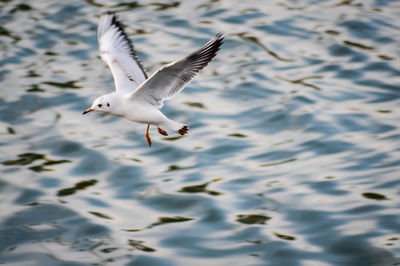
0,0 -> 399,265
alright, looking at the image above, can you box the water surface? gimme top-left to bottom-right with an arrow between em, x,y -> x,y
1,0 -> 400,265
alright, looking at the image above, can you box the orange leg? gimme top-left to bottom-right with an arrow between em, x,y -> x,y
145,123 -> 152,147
158,127 -> 168,136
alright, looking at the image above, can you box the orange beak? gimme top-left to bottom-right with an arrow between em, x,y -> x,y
82,108 -> 94,115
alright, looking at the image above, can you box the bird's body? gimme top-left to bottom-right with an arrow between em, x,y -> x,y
83,11 -> 223,146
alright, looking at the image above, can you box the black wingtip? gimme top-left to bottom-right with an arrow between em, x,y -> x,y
215,32 -> 224,39
100,11 -> 148,79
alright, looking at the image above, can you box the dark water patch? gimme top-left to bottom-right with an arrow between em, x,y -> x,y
84,197 -> 109,208
301,139 -> 352,155
46,3 -> 84,24
375,179 -> 400,189
2,153 -> 45,166
223,11 -> 265,24
334,113 -> 370,132
328,43 -> 355,57
202,8 -> 228,18
28,165 -> 52,172
179,178 -> 222,196
317,63 -> 341,73
165,164 -> 193,172
343,40 -> 375,50
72,152 -> 109,175
340,20 -> 378,39
144,145 -> 192,164
0,204 -> 110,250
127,255 -> 173,266
14,188 -> 43,205
206,140 -> 250,158
147,216 -> 193,229
236,32 -> 294,62
26,84 -> 45,93
164,19 -> 190,29
261,158 -> 296,167
344,204 -> 385,215
42,80 -> 82,89
227,133 -> 247,138
307,180 -> 348,196
0,25 -> 20,42
184,102 -> 206,109
287,209 -> 341,236
162,136 -> 183,141
274,232 -> 296,241
42,159 -> 71,166
292,95 -> 315,105
327,235 -> 398,266
377,54 -> 394,60
44,51 -> 59,56
333,0 -> 355,6
0,47 -> 36,67
37,177 -> 61,188
29,159 -> 71,172
277,2 -> 305,10
363,61 -> 400,75
43,139 -> 83,156
7,127 -> 16,134
238,107 -> 315,134
366,91 -> 400,104
149,2 -> 179,11
255,19 -> 317,39
89,211 -> 113,220
336,68 -> 362,79
107,166 -> 147,199
143,194 -> 205,213
325,29 -> 341,35
362,192 -> 388,201
276,75 -> 323,90
113,1 -> 142,10
378,214 -> 400,232
0,93 -> 85,124
250,150 -> 297,162
236,214 -> 271,225
67,49 -> 92,60
342,152 -> 397,171
224,80 -> 278,102
376,109 -> 391,113
25,70 -> 41,78
57,179 -> 98,197
101,247 -> 118,253
128,239 -> 156,252
9,3 -> 32,13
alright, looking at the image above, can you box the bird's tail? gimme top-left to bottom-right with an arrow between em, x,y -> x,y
165,119 -> 189,136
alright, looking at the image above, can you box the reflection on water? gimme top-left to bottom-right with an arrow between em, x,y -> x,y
1,0 -> 400,265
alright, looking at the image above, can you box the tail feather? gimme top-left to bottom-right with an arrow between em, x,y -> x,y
164,119 -> 189,136
177,125 -> 189,136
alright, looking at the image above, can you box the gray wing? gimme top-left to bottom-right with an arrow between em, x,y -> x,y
98,11 -> 148,94
129,33 -> 224,108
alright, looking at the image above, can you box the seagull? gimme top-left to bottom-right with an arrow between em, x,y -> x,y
83,11 -> 224,147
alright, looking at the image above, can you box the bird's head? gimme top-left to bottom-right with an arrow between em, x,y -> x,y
83,95 -> 112,115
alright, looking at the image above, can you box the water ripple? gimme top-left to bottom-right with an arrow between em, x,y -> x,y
0,1 -> 400,265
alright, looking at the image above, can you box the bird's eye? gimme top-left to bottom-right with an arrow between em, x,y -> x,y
107,103 -> 110,107
98,104 -> 102,108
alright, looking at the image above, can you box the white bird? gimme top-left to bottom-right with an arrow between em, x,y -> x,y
83,11 -> 224,147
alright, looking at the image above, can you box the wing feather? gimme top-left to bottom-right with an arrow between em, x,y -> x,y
98,11 -> 147,94
129,33 -> 224,108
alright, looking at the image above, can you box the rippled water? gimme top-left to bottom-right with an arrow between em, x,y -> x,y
1,0 -> 400,265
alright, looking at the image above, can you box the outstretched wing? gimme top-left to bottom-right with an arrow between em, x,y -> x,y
129,33 -> 224,108
98,11 -> 147,94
